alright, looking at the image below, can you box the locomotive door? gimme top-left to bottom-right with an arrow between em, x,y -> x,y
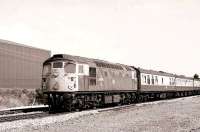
77,64 -> 89,91
88,67 -> 97,91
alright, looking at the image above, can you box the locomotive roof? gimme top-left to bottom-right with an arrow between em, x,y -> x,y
138,68 -> 193,79
44,54 -> 135,71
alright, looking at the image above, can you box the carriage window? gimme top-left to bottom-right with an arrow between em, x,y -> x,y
43,64 -> 51,76
147,75 -> 150,84
162,78 -> 164,84
53,62 -> 63,68
144,76 -> 147,83
155,76 -> 158,84
64,63 -> 76,73
142,75 -> 144,83
170,78 -> 174,85
151,75 -> 154,85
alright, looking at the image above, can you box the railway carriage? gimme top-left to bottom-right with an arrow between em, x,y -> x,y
138,68 -> 176,92
194,78 -> 200,90
135,68 -> 176,101
42,54 -> 138,111
135,68 -> 200,101
175,75 -> 194,91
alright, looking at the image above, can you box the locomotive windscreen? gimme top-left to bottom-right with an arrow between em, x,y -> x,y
64,63 -> 76,73
53,62 -> 63,68
43,64 -> 51,76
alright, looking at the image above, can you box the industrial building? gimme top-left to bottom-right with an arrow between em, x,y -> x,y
0,39 -> 51,90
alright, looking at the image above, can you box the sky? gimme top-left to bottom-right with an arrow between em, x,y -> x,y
0,0 -> 200,76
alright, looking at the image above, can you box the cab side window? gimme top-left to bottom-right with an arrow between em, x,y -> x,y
64,63 -> 76,73
78,65 -> 84,74
43,64 -> 51,76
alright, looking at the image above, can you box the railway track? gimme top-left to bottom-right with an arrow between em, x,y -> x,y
0,105 -> 49,115
0,112 -> 49,123
0,105 -> 49,123
0,103 -> 136,123
0,96 -> 198,123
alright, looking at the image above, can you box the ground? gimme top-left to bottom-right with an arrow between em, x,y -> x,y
0,88 -> 35,109
1,96 -> 200,132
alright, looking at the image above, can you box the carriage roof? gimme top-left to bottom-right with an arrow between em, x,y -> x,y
138,68 -> 193,79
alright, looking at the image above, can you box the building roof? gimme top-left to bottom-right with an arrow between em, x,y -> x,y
0,39 -> 51,53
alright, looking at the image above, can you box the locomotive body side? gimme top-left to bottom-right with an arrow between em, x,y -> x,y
86,62 -> 137,92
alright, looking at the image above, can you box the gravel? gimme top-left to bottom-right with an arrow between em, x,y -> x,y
1,96 -> 200,132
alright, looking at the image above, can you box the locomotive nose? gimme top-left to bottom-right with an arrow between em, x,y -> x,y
52,82 -> 59,90
49,74 -> 66,91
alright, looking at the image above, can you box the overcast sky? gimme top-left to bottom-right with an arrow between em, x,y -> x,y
0,0 -> 200,76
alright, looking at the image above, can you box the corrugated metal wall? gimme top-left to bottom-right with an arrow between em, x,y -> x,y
0,40 -> 50,89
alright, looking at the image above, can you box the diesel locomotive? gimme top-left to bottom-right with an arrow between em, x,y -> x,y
42,54 -> 200,112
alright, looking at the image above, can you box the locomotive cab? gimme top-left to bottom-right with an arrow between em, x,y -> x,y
42,60 -> 80,92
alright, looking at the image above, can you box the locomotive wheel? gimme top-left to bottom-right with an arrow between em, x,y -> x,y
137,95 -> 143,102
131,93 -> 136,103
125,93 -> 132,104
143,95 -> 148,102
120,94 -> 126,104
97,95 -> 103,107
63,101 -> 74,112
74,98 -> 84,111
